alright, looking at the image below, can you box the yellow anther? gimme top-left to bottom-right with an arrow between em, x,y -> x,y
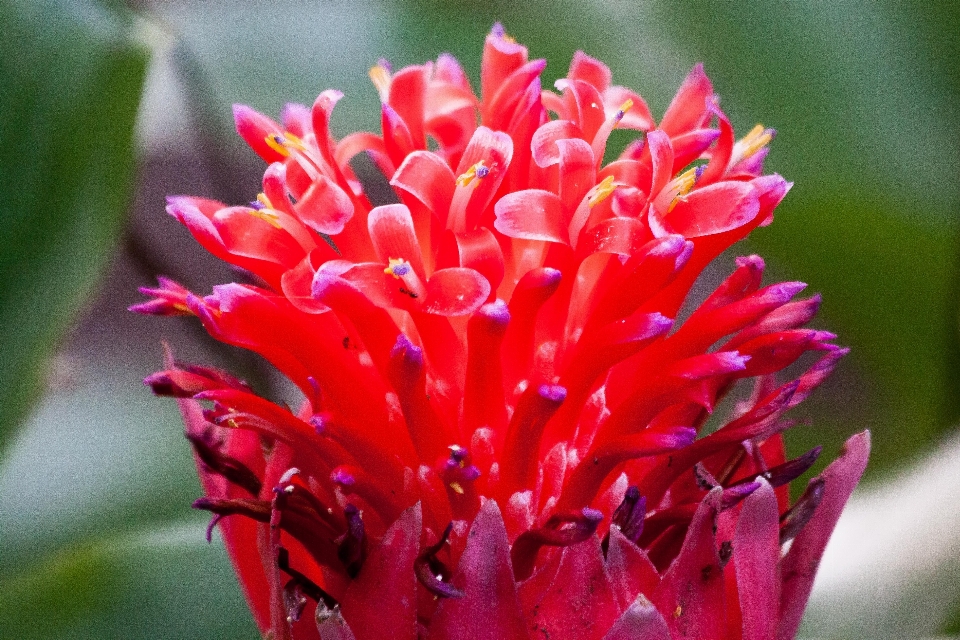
456,160 -> 489,187
256,192 -> 274,209
263,131 -> 307,158
588,175 -> 618,208
449,481 -> 465,495
248,207 -> 283,230
737,123 -> 774,160
384,257 -> 411,279
666,166 -> 700,212
674,605 -> 683,619
369,64 -> 391,102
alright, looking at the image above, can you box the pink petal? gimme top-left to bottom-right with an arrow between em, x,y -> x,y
212,206 -> 304,269
481,25 -> 529,104
734,478 -> 780,640
311,89 -> 345,167
557,137 -> 597,215
341,504 -> 421,640
367,204 -> 425,276
494,189 -> 567,244
281,253 -> 330,314
428,500 -> 530,640
529,536 -> 619,640
602,595 -> 672,640
661,182 -> 760,238
778,431 -> 871,640
659,63 -> 714,138
390,150 -> 457,221
422,268 -> 491,316
652,488 -> 727,640
295,174 -> 354,235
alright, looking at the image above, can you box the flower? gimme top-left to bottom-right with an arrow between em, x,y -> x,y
134,24 -> 870,640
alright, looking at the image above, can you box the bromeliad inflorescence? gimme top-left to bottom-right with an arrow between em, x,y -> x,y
134,24 -> 869,640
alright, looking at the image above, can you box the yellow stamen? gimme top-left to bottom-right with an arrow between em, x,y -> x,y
674,605 -> 683,619
369,64 -> 391,101
449,481 -> 464,495
588,175 -> 618,208
666,166 -> 700,212
384,257 -> 411,279
456,160 -> 489,187
248,207 -> 283,230
263,130 -> 308,158
256,192 -> 274,209
737,123 -> 773,160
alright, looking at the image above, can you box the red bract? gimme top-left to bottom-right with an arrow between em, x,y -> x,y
135,25 -> 869,640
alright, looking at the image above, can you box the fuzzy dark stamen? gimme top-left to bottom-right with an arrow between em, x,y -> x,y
511,508 -> 603,581
415,522 -> 464,598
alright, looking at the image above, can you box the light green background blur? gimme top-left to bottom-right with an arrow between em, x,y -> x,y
1,1 -> 958,637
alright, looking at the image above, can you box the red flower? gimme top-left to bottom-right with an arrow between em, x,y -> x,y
135,25 -> 869,640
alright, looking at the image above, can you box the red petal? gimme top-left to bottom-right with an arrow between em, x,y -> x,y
647,130 -> 675,200
494,189 -> 567,244
390,151 -> 456,222
604,86 -> 654,131
659,63 -> 714,138
368,204 -> 426,276
233,104 -> 287,163
734,479 -> 780,640
341,505 -> 421,640
577,216 -> 651,258
428,500 -> 530,640
778,431 -> 870,640
481,26 -> 529,104
661,181 -> 760,238
295,175 -> 354,235
652,488 -> 727,640
568,50 -> 612,91
422,268 -> 491,316
531,119 -> 584,168
388,65 -> 429,147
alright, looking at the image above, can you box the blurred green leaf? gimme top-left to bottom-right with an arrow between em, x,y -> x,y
0,519 -> 259,640
0,0 -> 148,454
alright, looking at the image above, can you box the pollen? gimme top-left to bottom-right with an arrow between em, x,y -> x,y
247,196 -> 283,229
456,160 -> 489,187
384,258 -> 411,279
448,481 -> 465,495
588,175 -> 618,208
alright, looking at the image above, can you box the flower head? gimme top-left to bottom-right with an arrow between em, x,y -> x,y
136,25 -> 869,640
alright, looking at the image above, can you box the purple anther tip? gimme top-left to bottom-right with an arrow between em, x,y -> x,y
309,414 -> 326,434
480,299 -> 511,324
332,469 -> 356,486
766,128 -> 777,139
391,333 -> 424,369
491,22 -> 505,38
538,384 -> 567,404
694,164 -> 707,181
581,508 -> 603,523
462,465 -> 481,481
249,200 -> 265,210
392,262 -> 411,276
377,57 -> 392,73
475,165 -> 490,178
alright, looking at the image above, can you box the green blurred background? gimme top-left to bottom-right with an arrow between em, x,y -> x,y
1,0 -> 958,637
